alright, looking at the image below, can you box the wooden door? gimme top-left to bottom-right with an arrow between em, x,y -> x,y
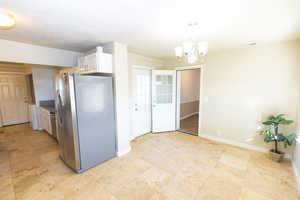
0,75 -> 29,126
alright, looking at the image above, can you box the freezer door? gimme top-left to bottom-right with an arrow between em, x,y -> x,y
55,74 -> 81,171
74,74 -> 116,171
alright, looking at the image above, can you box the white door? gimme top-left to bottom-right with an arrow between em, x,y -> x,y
0,75 -> 29,126
152,70 -> 176,132
131,68 -> 152,138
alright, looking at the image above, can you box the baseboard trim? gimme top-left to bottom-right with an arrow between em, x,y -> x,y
180,112 -> 199,120
199,133 -> 268,153
292,161 -> 300,196
130,132 -> 152,141
198,133 -> 293,159
117,146 -> 131,157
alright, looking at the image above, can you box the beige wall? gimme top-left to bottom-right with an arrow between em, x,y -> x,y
201,41 -> 300,150
128,52 -> 165,67
129,41 -> 300,153
166,41 -> 300,151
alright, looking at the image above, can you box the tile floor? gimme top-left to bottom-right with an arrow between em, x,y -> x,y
0,124 -> 299,200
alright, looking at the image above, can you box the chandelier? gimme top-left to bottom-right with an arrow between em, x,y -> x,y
174,23 -> 208,64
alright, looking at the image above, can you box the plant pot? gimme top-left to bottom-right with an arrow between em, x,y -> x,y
269,149 -> 284,162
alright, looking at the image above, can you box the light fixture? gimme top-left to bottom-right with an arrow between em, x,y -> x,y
175,46 -> 183,57
197,41 -> 208,55
174,23 -> 208,64
0,12 -> 16,30
183,41 -> 194,53
247,42 -> 257,46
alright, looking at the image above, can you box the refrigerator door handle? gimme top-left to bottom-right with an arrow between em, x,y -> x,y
56,90 -> 63,126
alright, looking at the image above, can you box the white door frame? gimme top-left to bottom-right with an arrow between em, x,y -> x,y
130,65 -> 153,140
175,65 -> 204,135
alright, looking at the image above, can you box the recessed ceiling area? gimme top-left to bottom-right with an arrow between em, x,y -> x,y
1,0 -> 300,59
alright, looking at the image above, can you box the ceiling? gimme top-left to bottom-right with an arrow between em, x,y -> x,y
1,0 -> 300,59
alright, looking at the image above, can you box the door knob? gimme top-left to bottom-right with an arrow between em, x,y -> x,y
134,104 -> 138,111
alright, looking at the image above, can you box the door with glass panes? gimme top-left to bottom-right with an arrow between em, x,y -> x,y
152,70 -> 176,132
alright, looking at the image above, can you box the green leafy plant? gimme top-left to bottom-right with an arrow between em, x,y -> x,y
260,114 -> 296,154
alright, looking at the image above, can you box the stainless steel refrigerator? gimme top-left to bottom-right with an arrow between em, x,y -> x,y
55,73 -> 116,173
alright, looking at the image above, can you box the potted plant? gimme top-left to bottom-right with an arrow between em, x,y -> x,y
259,114 -> 296,162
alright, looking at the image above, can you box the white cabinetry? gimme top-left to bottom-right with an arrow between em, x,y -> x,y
38,107 -> 52,135
77,46 -> 113,73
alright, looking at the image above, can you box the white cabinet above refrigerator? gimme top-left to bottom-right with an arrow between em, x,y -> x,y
77,46 -> 112,73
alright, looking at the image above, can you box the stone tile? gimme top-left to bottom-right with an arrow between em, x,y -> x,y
212,163 -> 245,186
0,184 -> 15,200
1,124 -> 299,200
159,174 -> 200,200
138,166 -> 172,189
112,179 -> 158,200
219,149 -> 250,171
56,173 -> 99,198
244,164 -> 299,200
238,188 -> 272,200
65,182 -> 117,200
195,173 -> 242,200
12,167 -> 49,200
0,161 -> 10,176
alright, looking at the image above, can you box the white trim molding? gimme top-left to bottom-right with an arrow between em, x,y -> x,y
199,133 -> 268,152
296,135 -> 300,143
199,133 -> 292,159
292,161 -> 300,196
117,146 -> 131,157
292,136 -> 300,196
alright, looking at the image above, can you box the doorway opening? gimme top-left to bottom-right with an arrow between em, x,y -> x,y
0,62 -> 32,127
177,68 -> 201,136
